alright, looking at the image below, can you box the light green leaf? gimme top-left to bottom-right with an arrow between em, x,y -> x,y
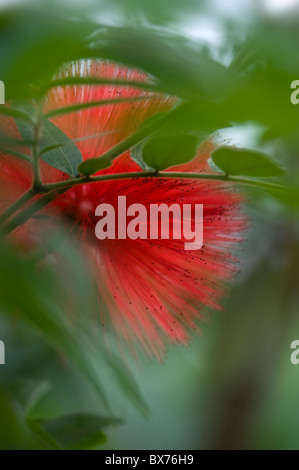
212,147 -> 284,177
142,135 -> 198,171
106,355 -> 149,417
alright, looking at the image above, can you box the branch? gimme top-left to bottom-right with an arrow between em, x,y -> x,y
1,171 -> 291,235
43,171 -> 290,193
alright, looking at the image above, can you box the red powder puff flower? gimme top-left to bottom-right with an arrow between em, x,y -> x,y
0,61 -> 246,358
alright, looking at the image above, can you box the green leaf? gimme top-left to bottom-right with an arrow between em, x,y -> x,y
34,413 -> 120,449
14,118 -> 32,145
25,382 -> 52,418
94,27 -> 231,100
26,418 -> 62,450
39,131 -> 118,156
0,238 -> 110,410
15,118 -> 83,177
68,431 -> 106,450
0,107 -> 33,122
39,121 -> 83,177
106,355 -> 149,417
0,6 -> 95,101
142,135 -> 198,171
212,147 -> 284,177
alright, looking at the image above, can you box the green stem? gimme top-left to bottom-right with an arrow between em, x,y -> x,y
32,120 -> 42,189
45,77 -> 158,93
77,113 -> 173,175
0,189 -> 35,226
44,96 -> 152,120
0,146 -> 31,163
1,188 -> 65,235
1,171 -> 291,235
43,171 -> 289,193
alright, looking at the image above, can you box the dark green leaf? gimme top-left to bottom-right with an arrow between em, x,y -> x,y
68,431 -> 106,450
212,147 -> 284,177
35,413 -> 120,449
142,135 -> 198,171
93,27 -> 232,100
15,118 -> 83,177
0,6 -> 94,101
39,120 -> 83,177
0,239 -> 110,410
27,418 -> 62,450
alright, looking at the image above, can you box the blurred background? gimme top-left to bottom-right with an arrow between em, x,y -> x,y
0,0 -> 299,450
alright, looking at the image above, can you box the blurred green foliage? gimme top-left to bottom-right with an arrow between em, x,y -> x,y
0,0 -> 299,450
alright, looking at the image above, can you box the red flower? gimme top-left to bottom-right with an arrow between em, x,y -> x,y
0,61 -> 246,358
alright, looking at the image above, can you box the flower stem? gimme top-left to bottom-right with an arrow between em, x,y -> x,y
43,171 -> 290,194
0,171 -> 291,235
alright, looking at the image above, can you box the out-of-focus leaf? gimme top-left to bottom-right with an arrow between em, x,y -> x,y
106,355 -> 149,417
159,101 -> 232,137
25,382 -> 52,418
34,413 -> 119,449
0,235 -> 149,417
0,6 -> 94,101
0,240 -> 109,409
92,27 -> 233,100
212,147 -> 284,177
0,107 -> 33,122
68,431 -> 106,450
0,388 -> 24,450
26,418 -> 62,450
266,186 -> 299,208
142,135 -> 198,171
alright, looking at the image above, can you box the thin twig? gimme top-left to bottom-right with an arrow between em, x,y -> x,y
1,188 -> 66,235
0,189 -> 36,226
